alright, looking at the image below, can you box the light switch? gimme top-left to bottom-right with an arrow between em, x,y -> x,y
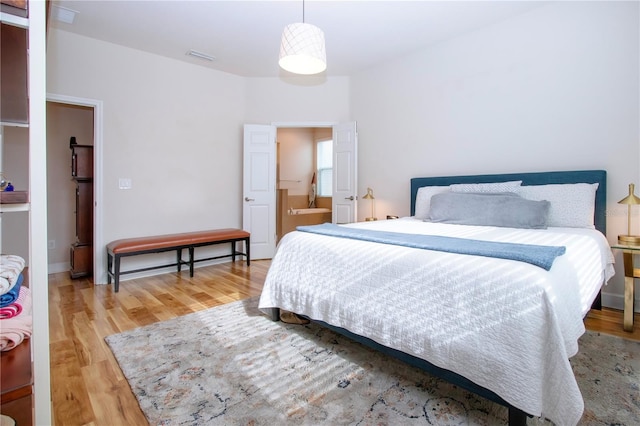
119,178 -> 132,190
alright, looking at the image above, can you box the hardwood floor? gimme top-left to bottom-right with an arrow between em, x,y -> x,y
49,260 -> 269,426
48,261 -> 640,425
584,306 -> 640,341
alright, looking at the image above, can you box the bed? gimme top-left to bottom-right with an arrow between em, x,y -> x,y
258,170 -> 615,426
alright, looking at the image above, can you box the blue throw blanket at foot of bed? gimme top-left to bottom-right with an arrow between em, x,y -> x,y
296,223 -> 565,270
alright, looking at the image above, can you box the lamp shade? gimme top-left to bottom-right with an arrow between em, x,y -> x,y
363,188 -> 374,200
279,23 -> 326,75
618,183 -> 640,205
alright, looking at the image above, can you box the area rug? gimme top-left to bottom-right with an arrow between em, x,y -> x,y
106,298 -> 640,425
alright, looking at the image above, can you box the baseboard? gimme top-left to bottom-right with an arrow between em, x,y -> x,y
601,291 -> 639,313
48,262 -> 70,275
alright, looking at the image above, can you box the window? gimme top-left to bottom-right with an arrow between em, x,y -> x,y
317,140 -> 332,196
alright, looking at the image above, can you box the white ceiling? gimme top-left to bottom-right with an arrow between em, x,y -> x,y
49,1 -> 548,78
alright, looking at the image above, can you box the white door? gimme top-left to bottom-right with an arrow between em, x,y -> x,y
332,122 -> 358,224
243,124 -> 276,259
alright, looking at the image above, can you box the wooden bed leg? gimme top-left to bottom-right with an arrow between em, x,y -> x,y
508,407 -> 527,426
262,307 -> 280,322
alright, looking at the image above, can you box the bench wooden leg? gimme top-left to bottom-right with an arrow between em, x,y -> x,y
176,248 -> 183,273
245,237 -> 250,266
188,246 -> 195,277
114,255 -> 121,293
107,252 -> 113,284
231,241 -> 236,262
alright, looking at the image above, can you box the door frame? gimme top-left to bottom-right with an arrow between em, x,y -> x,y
46,93 -> 105,283
241,121 -> 336,259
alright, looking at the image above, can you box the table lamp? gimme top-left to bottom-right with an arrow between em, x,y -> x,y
618,183 -> 640,244
363,187 -> 377,221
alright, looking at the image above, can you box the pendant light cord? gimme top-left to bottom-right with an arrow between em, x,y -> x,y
302,0 -> 305,23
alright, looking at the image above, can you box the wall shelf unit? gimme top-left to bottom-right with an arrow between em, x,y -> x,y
0,203 -> 29,213
0,1 -> 50,425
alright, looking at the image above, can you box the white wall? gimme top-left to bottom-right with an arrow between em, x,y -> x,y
46,30 -> 350,283
351,1 -> 639,309
47,29 -> 247,282
245,76 -> 350,123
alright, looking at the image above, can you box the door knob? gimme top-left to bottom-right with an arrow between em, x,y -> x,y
344,196 -> 354,201
244,197 -> 255,202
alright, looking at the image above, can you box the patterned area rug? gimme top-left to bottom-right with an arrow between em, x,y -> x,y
106,298 -> 640,425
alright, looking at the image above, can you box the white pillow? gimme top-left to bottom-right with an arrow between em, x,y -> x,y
517,183 -> 599,228
450,180 -> 523,193
414,186 -> 449,220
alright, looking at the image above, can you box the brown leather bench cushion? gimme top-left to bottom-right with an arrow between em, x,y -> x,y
107,229 -> 250,254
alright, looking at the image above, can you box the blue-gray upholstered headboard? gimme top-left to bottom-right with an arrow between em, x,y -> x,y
410,170 -> 607,235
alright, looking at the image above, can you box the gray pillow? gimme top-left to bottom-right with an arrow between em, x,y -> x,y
428,192 -> 550,229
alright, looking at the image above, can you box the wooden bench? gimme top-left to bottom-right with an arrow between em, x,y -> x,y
106,229 -> 250,292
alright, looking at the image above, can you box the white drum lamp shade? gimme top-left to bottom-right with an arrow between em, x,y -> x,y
279,22 -> 326,75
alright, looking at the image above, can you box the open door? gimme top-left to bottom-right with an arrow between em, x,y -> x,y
332,122 -> 358,224
243,121 -> 357,259
242,124 -> 276,260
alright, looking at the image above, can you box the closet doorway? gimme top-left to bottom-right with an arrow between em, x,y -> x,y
46,94 -> 105,283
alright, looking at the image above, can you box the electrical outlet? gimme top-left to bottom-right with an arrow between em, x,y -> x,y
48,240 -> 55,250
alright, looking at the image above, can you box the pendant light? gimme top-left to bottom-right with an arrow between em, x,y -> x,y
279,0 -> 326,75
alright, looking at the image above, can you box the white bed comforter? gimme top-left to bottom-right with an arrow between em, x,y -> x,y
259,218 -> 615,426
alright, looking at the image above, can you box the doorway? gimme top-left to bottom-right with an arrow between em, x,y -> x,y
243,122 -> 357,260
276,127 -> 333,242
46,94 -> 105,283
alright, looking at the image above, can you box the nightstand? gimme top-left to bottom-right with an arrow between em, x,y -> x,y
611,243 -> 639,332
